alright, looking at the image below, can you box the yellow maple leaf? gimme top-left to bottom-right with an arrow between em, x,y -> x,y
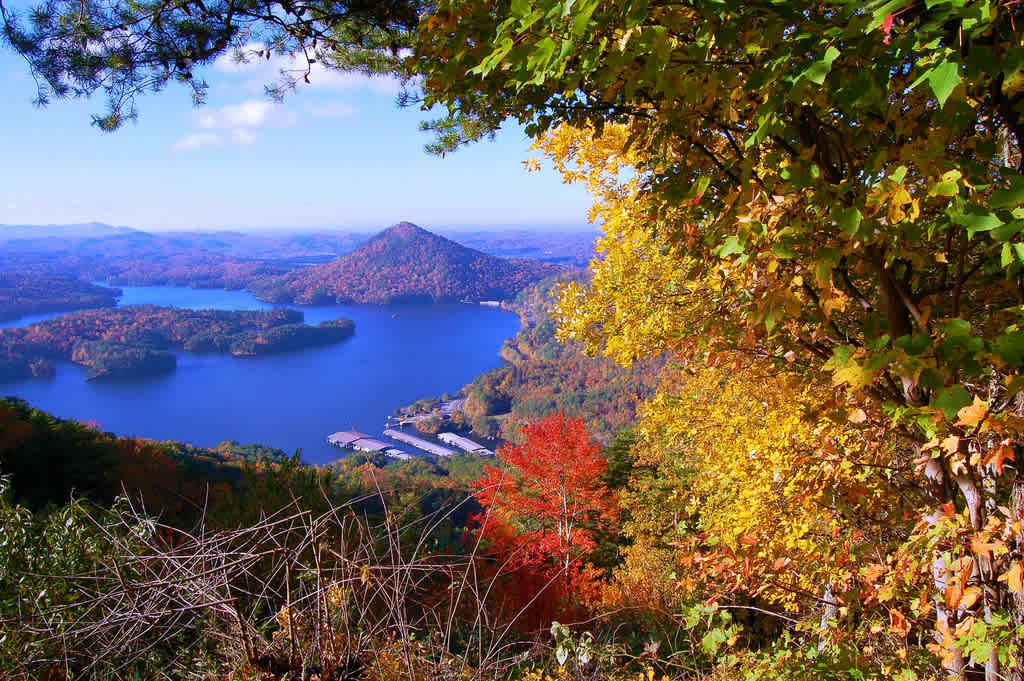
955,396 -> 989,427
959,586 -> 982,610
999,561 -> 1024,593
942,435 -> 961,455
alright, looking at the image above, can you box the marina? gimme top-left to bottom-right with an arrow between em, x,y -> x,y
329,400 -> 496,461
327,431 -> 410,460
383,429 -> 458,457
437,431 -> 494,456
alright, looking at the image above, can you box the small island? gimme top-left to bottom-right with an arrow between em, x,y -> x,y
0,306 -> 355,381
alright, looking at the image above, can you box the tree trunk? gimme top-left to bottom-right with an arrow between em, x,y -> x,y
1007,460 -> 1024,681
818,583 -> 837,652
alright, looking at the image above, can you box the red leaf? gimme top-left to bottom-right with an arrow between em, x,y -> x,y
882,14 -> 894,44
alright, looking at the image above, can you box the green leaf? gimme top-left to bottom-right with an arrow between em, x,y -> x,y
1003,242 -> 1024,267
993,330 -> 1024,366
942,318 -> 972,338
571,0 -> 599,37
992,220 -> 1024,242
717,235 -> 745,257
772,242 -> 798,258
991,174 -> 1024,209
930,181 -> 960,197
929,169 -> 962,197
954,204 -> 1003,235
837,207 -> 863,236
745,112 -> 777,149
928,59 -> 961,106
894,333 -> 932,356
802,45 -> 840,85
933,385 -> 972,419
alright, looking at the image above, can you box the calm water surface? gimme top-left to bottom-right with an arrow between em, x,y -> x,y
0,287 -> 519,464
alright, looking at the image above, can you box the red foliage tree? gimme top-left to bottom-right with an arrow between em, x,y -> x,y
470,412 -> 617,631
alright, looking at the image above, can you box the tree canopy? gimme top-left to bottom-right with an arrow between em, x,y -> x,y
418,1 -> 1024,677
0,0 -> 420,128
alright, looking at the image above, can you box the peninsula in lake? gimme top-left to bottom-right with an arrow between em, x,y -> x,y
0,306 -> 354,381
248,222 -> 562,304
0,273 -> 121,321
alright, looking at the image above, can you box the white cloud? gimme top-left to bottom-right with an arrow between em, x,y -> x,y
173,40 -> 383,153
171,128 -> 262,151
213,43 -> 402,94
198,100 -> 271,128
197,99 -> 295,129
172,96 -> 301,151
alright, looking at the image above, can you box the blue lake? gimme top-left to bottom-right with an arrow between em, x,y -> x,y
0,287 -> 519,465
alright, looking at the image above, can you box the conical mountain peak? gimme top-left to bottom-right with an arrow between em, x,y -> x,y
250,223 -> 561,305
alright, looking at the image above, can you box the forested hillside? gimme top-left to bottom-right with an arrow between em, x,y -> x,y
458,273 -> 663,442
0,398 -> 633,679
249,222 -> 561,304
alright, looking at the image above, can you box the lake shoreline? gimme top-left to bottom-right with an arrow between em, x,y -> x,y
0,285 -> 519,465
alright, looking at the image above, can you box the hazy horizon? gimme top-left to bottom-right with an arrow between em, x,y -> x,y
0,220 -> 599,236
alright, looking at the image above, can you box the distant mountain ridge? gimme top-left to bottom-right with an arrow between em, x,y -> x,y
0,222 -> 143,241
249,222 -> 562,304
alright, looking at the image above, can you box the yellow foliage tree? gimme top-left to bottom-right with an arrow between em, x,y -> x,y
533,119 -> 1024,678
610,361 -> 920,667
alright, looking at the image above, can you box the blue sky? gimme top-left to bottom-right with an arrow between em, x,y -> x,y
0,43 -> 595,232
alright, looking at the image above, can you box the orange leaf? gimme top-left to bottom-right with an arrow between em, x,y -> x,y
971,536 -> 1004,555
955,616 -> 976,639
987,445 -> 1015,475
945,580 -> 964,610
848,408 -> 867,424
881,13 -> 894,44
956,396 -> 989,427
942,435 -> 961,454
960,586 -> 982,610
863,563 -> 887,583
999,561 -> 1024,593
890,609 -> 911,637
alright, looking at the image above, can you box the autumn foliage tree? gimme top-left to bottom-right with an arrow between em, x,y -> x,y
470,412 -> 617,631
418,0 -> 1024,678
